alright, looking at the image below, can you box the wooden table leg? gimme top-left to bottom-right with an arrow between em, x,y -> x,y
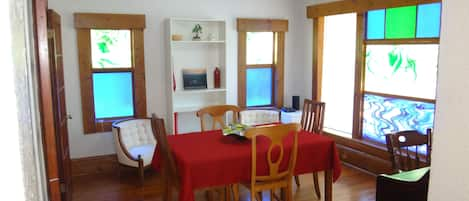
324,169 -> 333,201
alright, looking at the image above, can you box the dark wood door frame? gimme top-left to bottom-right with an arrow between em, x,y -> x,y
33,0 -> 70,201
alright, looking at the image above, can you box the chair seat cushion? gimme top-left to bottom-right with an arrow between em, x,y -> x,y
128,144 -> 155,166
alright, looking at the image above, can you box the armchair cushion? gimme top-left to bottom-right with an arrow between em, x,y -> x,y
128,144 -> 156,166
240,110 -> 280,126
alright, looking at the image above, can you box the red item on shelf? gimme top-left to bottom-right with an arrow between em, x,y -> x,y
214,67 -> 221,88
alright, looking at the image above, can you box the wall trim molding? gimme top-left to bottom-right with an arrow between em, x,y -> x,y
71,154 -> 119,177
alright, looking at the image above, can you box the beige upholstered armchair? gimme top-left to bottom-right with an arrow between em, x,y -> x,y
239,110 -> 280,126
112,118 -> 156,185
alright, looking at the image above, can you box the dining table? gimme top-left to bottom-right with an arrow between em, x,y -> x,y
152,129 -> 342,201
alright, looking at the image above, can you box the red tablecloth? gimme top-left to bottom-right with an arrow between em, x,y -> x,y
152,130 -> 341,201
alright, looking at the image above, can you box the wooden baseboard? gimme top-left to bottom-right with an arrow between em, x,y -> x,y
337,144 -> 392,175
71,154 -> 119,177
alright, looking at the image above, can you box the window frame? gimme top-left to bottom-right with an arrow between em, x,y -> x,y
74,13 -> 147,134
237,18 -> 288,109
310,1 -> 440,140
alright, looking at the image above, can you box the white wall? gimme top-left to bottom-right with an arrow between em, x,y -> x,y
48,0 -> 311,158
428,1 -> 469,200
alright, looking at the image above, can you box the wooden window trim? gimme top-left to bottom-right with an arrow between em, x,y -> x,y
75,13 -> 146,134
237,19 -> 287,109
307,0 -> 441,18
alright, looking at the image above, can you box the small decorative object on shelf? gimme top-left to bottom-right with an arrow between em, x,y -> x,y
192,24 -> 203,41
172,34 -> 183,41
214,67 -> 221,88
182,68 -> 207,89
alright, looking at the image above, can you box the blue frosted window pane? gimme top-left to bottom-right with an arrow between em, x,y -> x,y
362,94 -> 434,144
93,72 -> 134,119
246,68 -> 272,107
417,3 -> 441,38
367,9 -> 386,39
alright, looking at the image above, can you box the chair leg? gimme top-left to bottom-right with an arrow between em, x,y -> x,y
270,189 -> 274,201
138,156 -> 144,186
232,184 -> 240,201
313,172 -> 321,199
286,183 -> 293,201
206,190 -> 216,201
224,186 -> 232,201
255,191 -> 262,201
294,175 -> 300,187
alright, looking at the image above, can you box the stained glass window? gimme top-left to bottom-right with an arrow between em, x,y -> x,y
366,9 -> 385,40
91,29 -> 132,68
365,44 -> 439,99
246,68 -> 272,107
362,94 -> 434,144
93,72 -> 134,119
417,3 -> 442,38
322,13 -> 357,136
366,3 -> 441,40
246,32 -> 273,65
385,6 -> 417,39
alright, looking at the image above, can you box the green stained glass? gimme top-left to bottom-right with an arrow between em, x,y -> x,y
385,6 -> 417,39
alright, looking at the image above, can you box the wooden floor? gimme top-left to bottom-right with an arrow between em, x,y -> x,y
72,165 -> 376,201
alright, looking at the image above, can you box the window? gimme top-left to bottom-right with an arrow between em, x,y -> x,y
314,2 -> 441,143
75,13 -> 147,133
237,19 -> 288,108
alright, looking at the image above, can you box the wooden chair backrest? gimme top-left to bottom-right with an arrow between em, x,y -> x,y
385,129 -> 432,173
151,114 -> 179,186
196,105 -> 241,131
301,99 -> 325,134
245,123 -> 300,185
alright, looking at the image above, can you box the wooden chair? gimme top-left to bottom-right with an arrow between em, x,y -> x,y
242,123 -> 300,201
385,129 -> 432,173
152,114 -> 231,201
376,129 -> 432,201
196,105 -> 242,131
294,99 -> 325,199
151,114 -> 179,201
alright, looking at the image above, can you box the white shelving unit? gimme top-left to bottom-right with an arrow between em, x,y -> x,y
167,18 -> 227,134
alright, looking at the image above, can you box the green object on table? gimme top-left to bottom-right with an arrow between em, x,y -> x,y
222,123 -> 249,137
381,167 -> 430,182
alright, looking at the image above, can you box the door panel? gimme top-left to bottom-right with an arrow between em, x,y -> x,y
47,9 -> 72,201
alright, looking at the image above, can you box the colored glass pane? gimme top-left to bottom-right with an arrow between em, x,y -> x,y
91,29 -> 132,68
362,94 -> 434,145
322,13 -> 357,136
246,68 -> 272,107
246,32 -> 273,65
365,44 -> 439,99
93,72 -> 134,119
385,6 -> 417,39
367,9 -> 385,39
417,3 -> 441,38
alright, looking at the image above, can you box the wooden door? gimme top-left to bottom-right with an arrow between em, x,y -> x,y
47,9 -> 72,201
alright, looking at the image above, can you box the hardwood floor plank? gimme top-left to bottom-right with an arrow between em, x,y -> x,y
72,166 -> 376,201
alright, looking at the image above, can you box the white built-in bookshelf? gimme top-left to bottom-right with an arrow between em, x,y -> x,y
167,18 -> 227,134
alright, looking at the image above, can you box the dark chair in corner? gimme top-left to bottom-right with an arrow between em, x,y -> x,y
294,99 -> 325,199
376,129 -> 432,201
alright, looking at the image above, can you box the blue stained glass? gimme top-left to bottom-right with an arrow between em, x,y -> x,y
246,68 -> 272,107
362,94 -> 434,144
417,3 -> 441,38
93,72 -> 134,119
367,9 -> 386,39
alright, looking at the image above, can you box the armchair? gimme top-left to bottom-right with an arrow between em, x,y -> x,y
112,118 -> 157,185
